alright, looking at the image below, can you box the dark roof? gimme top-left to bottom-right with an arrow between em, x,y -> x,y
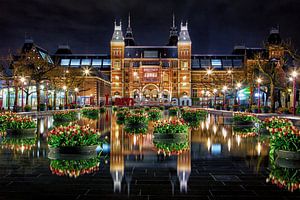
232,46 -> 268,59
54,45 -> 73,55
125,46 -> 178,58
267,28 -> 282,45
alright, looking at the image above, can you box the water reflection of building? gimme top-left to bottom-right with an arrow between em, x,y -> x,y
177,149 -> 191,193
110,114 -> 124,192
109,114 -> 191,194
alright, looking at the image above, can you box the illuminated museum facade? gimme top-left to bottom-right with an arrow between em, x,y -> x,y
0,16 -> 283,108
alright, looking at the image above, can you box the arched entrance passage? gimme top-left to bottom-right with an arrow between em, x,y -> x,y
142,84 -> 160,100
132,89 -> 140,99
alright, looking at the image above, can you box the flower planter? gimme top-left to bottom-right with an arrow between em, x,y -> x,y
233,121 -> 255,126
275,158 -> 300,169
48,145 -> 98,160
6,128 -> 36,138
153,132 -> 187,140
276,150 -> 300,160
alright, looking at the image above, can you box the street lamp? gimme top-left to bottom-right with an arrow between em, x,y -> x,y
82,67 -> 91,105
207,68 -> 213,75
257,78 -> 262,113
213,88 -> 217,107
74,87 -> 79,104
291,71 -> 297,115
63,85 -> 67,107
236,82 -> 242,105
222,85 -> 228,108
20,77 -> 25,111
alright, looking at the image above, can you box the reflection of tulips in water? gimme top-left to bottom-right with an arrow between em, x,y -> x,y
266,163 -> 300,192
50,157 -> 100,178
266,148 -> 300,192
1,137 -> 36,152
233,126 -> 258,138
154,138 -> 189,156
81,108 -> 99,120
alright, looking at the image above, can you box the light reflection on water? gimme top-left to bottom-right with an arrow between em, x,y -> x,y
0,110 -> 272,195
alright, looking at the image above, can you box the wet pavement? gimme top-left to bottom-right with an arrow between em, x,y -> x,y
0,110 -> 299,200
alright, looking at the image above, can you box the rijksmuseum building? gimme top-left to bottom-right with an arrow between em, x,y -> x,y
3,16 -> 283,107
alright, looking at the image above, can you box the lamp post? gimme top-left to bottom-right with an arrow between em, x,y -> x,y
236,82 -> 242,105
213,88 -> 217,107
20,77 -> 25,111
83,68 -> 90,105
74,87 -> 79,105
257,78 -> 262,113
222,85 -> 228,108
227,69 -> 233,86
291,71 -> 297,115
63,85 -> 67,107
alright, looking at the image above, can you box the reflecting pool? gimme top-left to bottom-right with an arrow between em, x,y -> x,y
0,109 -> 299,199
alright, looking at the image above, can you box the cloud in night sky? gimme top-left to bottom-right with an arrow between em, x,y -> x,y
0,0 -> 300,56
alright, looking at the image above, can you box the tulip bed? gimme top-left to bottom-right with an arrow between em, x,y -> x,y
153,119 -> 189,155
148,108 -> 162,121
181,109 -> 208,128
267,148 -> 300,192
81,108 -> 99,119
264,117 -> 300,152
124,113 -> 149,134
1,137 -> 36,151
48,125 -> 101,148
53,111 -> 78,122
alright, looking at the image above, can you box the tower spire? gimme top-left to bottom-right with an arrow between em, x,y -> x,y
172,13 -> 175,28
124,13 -> 135,46
167,14 -> 178,46
128,13 -> 131,28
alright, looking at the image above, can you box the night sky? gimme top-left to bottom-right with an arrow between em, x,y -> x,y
0,0 -> 300,56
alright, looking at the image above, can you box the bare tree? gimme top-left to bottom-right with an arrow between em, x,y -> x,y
252,40 -> 299,112
12,50 -> 57,111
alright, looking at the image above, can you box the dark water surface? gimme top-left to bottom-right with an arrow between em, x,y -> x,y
0,110 -> 299,200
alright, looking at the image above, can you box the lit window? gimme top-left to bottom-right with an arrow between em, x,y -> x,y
92,59 -> 102,66
115,75 -> 119,80
113,61 -> 121,70
222,59 -> 233,68
233,59 -> 243,68
70,59 -> 80,66
200,59 -> 210,68
60,59 -> 70,66
103,59 -> 111,66
211,59 -> 222,66
81,59 -> 91,66
192,59 -> 200,69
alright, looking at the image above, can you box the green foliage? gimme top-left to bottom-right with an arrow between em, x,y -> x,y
132,108 -> 145,114
112,106 -> 118,112
99,107 -> 106,113
53,111 -> 78,122
116,110 -> 129,124
81,108 -> 99,119
148,108 -> 162,121
168,107 -> 179,116
153,119 -> 188,135
233,113 -> 260,124
181,109 -> 207,127
124,113 -> 148,134
266,147 -> 300,192
24,104 -> 32,112
153,137 -> 189,156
